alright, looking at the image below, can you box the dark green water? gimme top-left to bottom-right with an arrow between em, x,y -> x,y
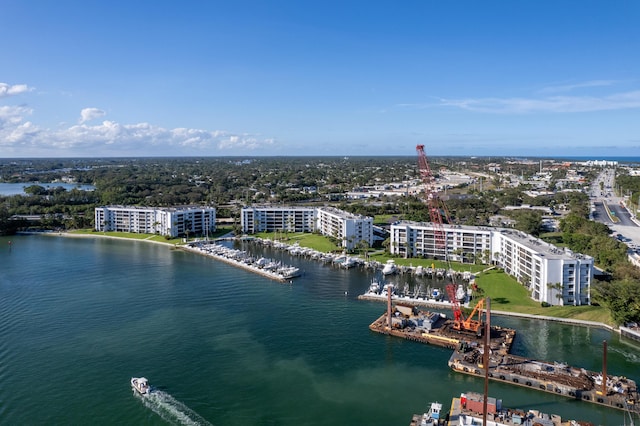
1,235 -> 638,425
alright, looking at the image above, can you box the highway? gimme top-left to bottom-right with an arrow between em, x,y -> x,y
590,168 -> 640,250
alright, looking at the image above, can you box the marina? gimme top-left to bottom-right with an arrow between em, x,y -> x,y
183,241 -> 302,281
2,234 -> 638,425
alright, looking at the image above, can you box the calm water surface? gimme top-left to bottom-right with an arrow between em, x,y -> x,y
1,235 -> 638,425
0,182 -> 95,196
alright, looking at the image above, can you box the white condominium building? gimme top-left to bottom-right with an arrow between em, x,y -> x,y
316,207 -> 373,251
241,205 -> 373,251
241,206 -> 316,234
95,206 -> 216,238
390,221 -> 592,306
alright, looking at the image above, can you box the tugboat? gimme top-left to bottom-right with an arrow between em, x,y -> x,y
410,401 -> 443,425
131,377 -> 151,396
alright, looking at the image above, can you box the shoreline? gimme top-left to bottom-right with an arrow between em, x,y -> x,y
16,230 -> 630,336
20,230 -> 179,247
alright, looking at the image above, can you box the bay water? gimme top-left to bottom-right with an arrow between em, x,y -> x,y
1,235 -> 638,425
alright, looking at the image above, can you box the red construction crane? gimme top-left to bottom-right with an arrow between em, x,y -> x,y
416,144 -> 451,249
416,145 -> 481,332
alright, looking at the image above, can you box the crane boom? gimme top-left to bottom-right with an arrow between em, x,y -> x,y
416,145 -> 481,332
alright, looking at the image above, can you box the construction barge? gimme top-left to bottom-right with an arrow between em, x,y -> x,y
449,344 -> 639,414
369,291 -> 640,415
368,305 -> 515,353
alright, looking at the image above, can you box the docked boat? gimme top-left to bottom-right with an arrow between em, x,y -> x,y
455,284 -> 466,302
367,279 -> 381,295
382,259 -> 397,275
409,401 -> 443,426
277,266 -> 301,279
131,377 -> 151,396
341,256 -> 358,269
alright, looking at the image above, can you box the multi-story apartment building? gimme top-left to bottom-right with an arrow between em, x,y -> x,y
390,221 -> 592,306
241,205 -> 373,251
316,207 -> 373,251
241,206 -> 316,234
95,206 -> 216,238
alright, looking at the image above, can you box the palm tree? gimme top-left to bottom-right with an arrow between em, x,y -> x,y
184,219 -> 192,241
549,282 -> 563,306
358,239 -> 370,260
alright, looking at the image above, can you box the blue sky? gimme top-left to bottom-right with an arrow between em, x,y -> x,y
1,1 -> 640,158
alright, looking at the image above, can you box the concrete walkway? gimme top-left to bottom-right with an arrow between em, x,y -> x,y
489,309 -> 617,332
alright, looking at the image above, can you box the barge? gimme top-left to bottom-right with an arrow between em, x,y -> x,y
368,291 -> 515,353
448,346 -> 640,414
370,294 -> 640,416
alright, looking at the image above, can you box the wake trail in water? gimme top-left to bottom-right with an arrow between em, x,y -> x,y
136,390 -> 212,426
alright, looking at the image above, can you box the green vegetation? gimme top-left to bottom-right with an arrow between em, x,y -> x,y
252,232 -> 342,253
2,157 -> 639,326
475,269 -> 613,325
592,279 -> 640,325
557,213 -> 628,272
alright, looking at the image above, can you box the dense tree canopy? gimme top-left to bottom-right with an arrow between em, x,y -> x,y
592,279 -> 640,325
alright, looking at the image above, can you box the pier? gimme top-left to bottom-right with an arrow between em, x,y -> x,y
182,241 -> 301,282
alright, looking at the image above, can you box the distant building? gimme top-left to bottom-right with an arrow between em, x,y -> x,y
241,205 -> 373,251
95,206 -> 216,238
390,221 -> 592,306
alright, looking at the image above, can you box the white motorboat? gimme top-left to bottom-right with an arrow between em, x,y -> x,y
382,259 -> 397,275
456,284 -> 466,302
341,256 -> 357,269
367,279 -> 380,294
277,266 -> 301,279
131,377 -> 151,396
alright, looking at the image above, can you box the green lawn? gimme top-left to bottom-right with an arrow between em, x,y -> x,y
373,214 -> 402,226
253,232 -> 342,253
367,252 -> 487,273
476,269 -> 613,325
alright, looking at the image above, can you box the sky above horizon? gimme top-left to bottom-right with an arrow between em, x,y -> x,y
2,1 -> 640,158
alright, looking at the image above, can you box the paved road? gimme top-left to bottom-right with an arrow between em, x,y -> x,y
590,168 -> 640,249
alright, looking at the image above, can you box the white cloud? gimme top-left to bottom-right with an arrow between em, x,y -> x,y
539,80 -> 617,94
79,107 -> 106,123
439,90 -> 640,114
0,105 -> 277,156
0,83 -> 32,98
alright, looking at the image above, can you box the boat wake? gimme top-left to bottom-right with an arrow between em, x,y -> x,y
135,389 -> 212,426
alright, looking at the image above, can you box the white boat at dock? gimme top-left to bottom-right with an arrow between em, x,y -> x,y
367,279 -> 381,295
341,256 -> 358,269
382,259 -> 397,275
277,266 -> 301,279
